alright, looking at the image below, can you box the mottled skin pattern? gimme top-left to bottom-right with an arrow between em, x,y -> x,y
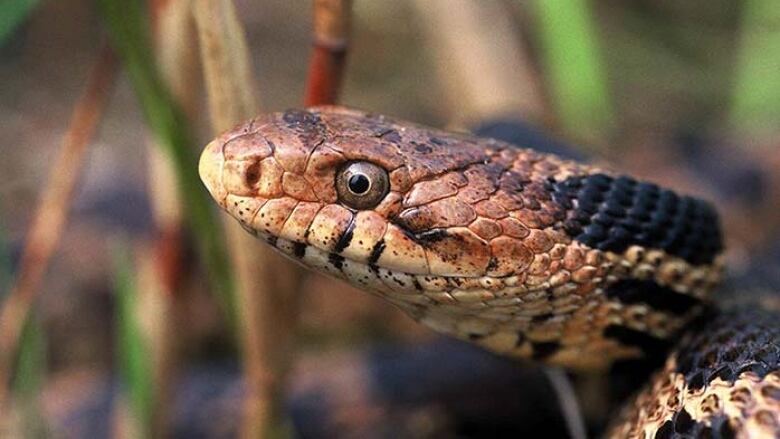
199,106 -> 724,372
608,306 -> 780,439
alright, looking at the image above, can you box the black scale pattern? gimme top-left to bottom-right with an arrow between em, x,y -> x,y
605,279 -> 701,315
653,412 -> 735,439
674,308 -> 780,391
551,174 -> 722,265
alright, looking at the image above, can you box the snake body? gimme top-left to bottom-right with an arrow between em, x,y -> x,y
198,106 -> 778,437
609,305 -> 780,438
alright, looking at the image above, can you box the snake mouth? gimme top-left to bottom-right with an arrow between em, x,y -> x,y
249,228 -> 434,297
244,225 -> 546,314
257,226 -> 421,283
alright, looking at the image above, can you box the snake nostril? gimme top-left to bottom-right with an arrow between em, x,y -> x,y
245,161 -> 261,187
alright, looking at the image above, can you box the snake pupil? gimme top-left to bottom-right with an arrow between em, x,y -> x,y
348,174 -> 371,194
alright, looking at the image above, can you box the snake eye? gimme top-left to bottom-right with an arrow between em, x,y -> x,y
336,161 -> 389,210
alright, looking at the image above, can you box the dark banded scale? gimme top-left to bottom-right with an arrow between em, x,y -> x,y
605,279 -> 702,316
552,173 -> 722,265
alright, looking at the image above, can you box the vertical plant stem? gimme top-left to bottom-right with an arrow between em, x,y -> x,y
531,0 -> 614,142
137,0 -> 201,436
193,1 -> 305,437
1,210 -> 47,438
730,0 -> 780,139
98,0 -> 238,332
113,245 -> 154,438
193,0 -> 257,130
411,0 -> 546,123
304,0 -> 353,106
0,44 -> 118,410
11,316 -> 46,439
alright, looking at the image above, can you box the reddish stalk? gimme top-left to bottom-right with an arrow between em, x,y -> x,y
303,0 -> 353,106
0,44 -> 118,408
152,226 -> 186,292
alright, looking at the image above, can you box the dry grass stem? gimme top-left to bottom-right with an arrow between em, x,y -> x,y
194,0 -> 257,132
133,243 -> 176,438
409,0 -> 546,124
0,44 -> 118,411
193,1 -> 306,437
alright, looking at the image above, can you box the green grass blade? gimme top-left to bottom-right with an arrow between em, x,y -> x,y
730,0 -> 780,137
0,0 -> 40,45
12,320 -> 44,399
96,0 -> 238,332
112,244 -> 153,437
530,0 -> 614,141
12,316 -> 47,438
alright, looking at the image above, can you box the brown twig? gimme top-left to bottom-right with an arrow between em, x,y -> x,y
303,0 -> 353,106
193,0 -> 257,131
193,1 -> 306,437
0,44 -> 118,409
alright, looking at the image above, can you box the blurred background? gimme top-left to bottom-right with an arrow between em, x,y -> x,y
0,0 -> 778,438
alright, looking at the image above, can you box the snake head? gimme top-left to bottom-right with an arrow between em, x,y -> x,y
199,106 -> 577,278
199,106 -> 724,369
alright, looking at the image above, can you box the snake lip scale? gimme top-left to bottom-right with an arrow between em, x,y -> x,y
199,106 -> 778,438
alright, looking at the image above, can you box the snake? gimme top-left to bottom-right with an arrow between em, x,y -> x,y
198,106 -> 779,438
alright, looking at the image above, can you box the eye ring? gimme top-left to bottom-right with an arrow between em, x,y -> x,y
336,161 -> 389,210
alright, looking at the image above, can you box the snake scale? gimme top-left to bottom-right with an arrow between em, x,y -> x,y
198,106 -> 779,438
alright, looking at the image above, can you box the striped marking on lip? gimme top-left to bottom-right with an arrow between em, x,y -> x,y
328,253 -> 345,271
368,240 -> 386,267
333,216 -> 356,254
292,242 -> 307,259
